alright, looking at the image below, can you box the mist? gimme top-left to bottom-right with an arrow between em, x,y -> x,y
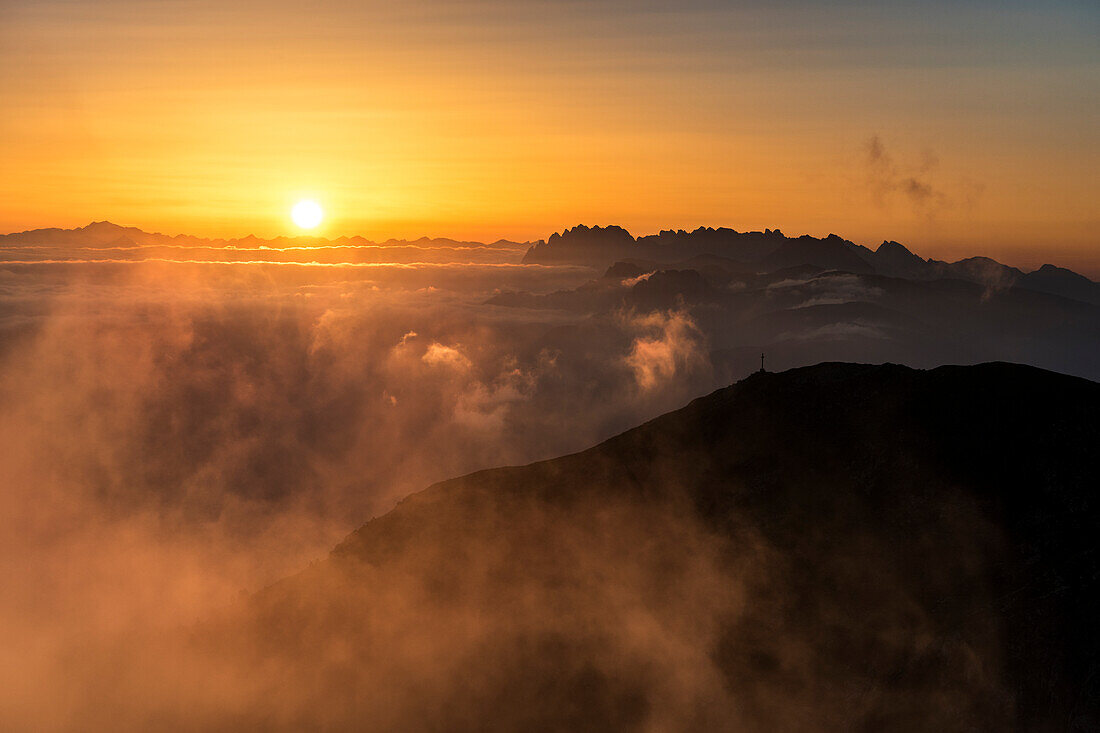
0,224 -> 1096,729
0,245 -> 735,729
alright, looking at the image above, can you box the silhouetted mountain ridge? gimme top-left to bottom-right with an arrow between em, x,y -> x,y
219,362 -> 1099,731
0,221 -> 531,251
4,221 -> 1097,306
1020,264 -> 1100,306
521,225 -> 1099,306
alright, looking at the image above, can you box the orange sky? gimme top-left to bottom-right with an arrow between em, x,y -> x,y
0,0 -> 1097,272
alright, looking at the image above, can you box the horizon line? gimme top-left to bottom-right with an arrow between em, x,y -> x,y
2,219 -> 1098,280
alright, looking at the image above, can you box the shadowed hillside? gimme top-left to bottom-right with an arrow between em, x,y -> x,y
128,362 -> 1100,732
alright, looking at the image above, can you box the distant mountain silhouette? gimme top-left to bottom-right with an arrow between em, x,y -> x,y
209,362 -> 1098,731
871,240 -> 933,279
520,224 -> 637,265
489,253 -> 1100,381
1020,264 -> 1100,306
4,221 -> 1098,306
0,221 -> 530,252
521,225 -> 1100,307
521,225 -> 791,268
935,256 -> 1023,288
759,233 -> 875,274
637,226 -> 789,263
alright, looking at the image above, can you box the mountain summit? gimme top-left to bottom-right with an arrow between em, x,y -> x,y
192,362 -> 1099,731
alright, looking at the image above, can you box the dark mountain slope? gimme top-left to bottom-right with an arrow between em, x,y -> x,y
871,240 -> 934,279
193,363 -> 1097,732
759,233 -> 875,274
1020,264 -> 1100,306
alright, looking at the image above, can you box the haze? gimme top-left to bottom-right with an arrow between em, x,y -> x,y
1,0 -> 1097,272
1,1 -> 1099,729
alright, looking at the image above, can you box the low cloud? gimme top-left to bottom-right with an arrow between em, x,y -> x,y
621,308 -> 709,391
1,220 -> 1078,729
422,342 -> 474,371
0,254 -> 750,729
792,274 -> 884,309
622,271 -> 656,287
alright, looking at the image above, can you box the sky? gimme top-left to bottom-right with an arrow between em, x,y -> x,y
0,0 -> 1097,271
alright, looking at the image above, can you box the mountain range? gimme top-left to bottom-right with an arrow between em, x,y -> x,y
0,220 -> 528,251
3,222 -> 1097,308
4,221 -> 1097,383
494,239 -> 1100,383
522,225 -> 1100,306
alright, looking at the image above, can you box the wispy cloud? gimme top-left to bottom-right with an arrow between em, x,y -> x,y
863,134 -> 983,220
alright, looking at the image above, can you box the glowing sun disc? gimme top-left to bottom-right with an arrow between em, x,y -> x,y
291,199 -> 324,229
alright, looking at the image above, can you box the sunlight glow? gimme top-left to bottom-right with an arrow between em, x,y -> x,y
291,200 -> 324,230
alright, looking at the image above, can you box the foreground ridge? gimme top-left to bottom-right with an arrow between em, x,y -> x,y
220,362 -> 1099,732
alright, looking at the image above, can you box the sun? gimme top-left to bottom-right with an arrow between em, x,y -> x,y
291,199 -> 324,229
